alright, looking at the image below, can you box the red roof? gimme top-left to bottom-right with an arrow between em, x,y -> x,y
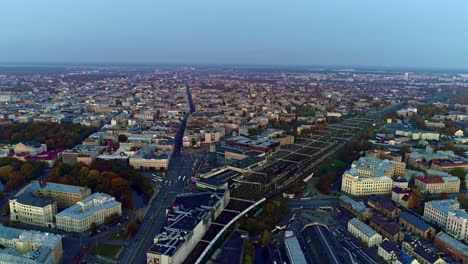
432,159 -> 468,167
416,176 -> 444,184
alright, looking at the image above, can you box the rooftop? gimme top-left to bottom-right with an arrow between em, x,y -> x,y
399,212 -> 432,232
55,193 -> 121,220
42,182 -> 88,194
435,232 -> 468,254
349,218 -> 379,238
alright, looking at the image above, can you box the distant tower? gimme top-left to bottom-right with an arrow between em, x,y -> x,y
403,72 -> 409,81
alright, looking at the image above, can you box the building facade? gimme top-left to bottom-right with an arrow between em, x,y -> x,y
38,182 -> 91,208
55,193 -> 122,233
0,225 -> 62,264
347,218 -> 382,247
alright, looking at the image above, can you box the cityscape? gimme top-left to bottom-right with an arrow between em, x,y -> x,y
1,1 -> 468,264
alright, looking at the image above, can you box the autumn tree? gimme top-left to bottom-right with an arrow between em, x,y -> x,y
409,188 -> 422,208
262,230 -> 270,247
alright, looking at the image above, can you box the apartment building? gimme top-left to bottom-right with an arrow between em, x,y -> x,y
55,193 -> 122,233
347,218 -> 382,247
0,225 -> 62,264
415,176 -> 460,194
423,199 -> 468,241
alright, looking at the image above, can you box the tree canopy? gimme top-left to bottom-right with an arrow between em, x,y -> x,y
0,122 -> 97,149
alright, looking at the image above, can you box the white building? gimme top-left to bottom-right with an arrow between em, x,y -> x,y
423,199 -> 468,242
347,218 -> 382,247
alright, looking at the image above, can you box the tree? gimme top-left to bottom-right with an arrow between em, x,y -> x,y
409,188 -> 422,208
190,138 -> 197,147
2,205 -> 9,215
451,168 -> 466,179
128,218 -> 141,236
243,241 -> 255,264
118,134 -> 128,142
115,99 -> 122,106
262,230 -> 270,247
439,192 -> 450,200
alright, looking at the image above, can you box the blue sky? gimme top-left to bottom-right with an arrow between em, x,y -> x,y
1,0 -> 468,69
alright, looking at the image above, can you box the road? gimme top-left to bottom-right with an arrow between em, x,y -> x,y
286,198 -> 339,209
118,83 -> 196,264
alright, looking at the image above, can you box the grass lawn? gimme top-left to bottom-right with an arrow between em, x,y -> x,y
91,244 -> 122,259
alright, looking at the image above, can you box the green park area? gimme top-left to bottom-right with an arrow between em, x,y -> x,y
91,244 -> 122,259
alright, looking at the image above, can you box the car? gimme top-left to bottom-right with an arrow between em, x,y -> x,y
165,180 -> 169,185
151,174 -> 156,177
182,176 -> 186,181
178,176 -> 181,181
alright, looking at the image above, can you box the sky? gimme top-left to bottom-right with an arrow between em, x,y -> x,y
1,0 -> 468,69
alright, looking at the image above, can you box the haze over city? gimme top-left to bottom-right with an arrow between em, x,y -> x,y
2,0 -> 468,69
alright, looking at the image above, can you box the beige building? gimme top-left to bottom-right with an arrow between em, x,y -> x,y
9,183 -> 57,228
415,176 -> 460,194
129,153 -> 170,170
347,218 -> 382,247
0,225 -> 62,264
38,182 -> 91,208
55,193 -> 122,233
13,142 -> 47,154
341,157 -> 405,196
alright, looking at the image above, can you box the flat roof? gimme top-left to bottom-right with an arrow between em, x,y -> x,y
42,182 -> 87,194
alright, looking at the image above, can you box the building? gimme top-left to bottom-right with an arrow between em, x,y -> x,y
423,199 -> 468,242
341,157 -> 406,196
55,193 -> 122,233
225,136 -> 280,153
402,238 -> 445,264
9,182 -> 57,228
339,195 -> 373,220
415,176 -> 460,194
447,210 -> 468,242
391,187 -> 411,208
378,239 -> 418,264
347,218 -> 382,247
13,142 -> 47,154
129,145 -> 172,171
284,231 -> 307,264
431,159 -> 468,173
203,129 -> 221,144
38,182 -> 91,208
368,196 -> 401,219
369,216 -> 405,243
0,225 -> 62,264
147,191 -> 229,264
399,212 -> 435,240
434,232 -> 468,264
423,199 -> 460,227
366,149 -> 403,162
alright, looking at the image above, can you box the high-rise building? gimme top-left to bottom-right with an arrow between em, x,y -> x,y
404,72 -> 410,81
